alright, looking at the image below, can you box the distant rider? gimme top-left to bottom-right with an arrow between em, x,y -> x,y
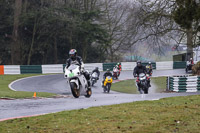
133,61 -> 151,87
66,49 -> 91,90
92,67 -> 100,79
102,69 -> 112,87
116,63 -> 122,76
146,62 -> 153,76
189,58 -> 194,65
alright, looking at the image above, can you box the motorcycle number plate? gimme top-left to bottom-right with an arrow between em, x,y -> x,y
69,72 -> 74,77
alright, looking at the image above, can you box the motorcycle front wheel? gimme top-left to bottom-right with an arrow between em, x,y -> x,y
85,88 -> 92,98
107,84 -> 111,93
138,87 -> 143,94
144,86 -> 148,94
103,85 -> 106,93
70,82 -> 80,98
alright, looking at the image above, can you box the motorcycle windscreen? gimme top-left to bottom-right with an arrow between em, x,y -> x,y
139,73 -> 145,78
92,72 -> 98,77
68,64 -> 79,71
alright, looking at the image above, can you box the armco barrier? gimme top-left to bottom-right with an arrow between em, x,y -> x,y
173,61 -> 186,69
167,75 -> 200,92
156,61 -> 173,70
20,65 -> 42,74
0,65 -> 4,75
121,62 -> 136,70
4,65 -> 20,74
63,63 -> 103,73
42,64 -> 63,74
84,63 -> 103,72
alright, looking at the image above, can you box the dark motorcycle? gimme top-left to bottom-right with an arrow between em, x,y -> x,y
136,73 -> 149,94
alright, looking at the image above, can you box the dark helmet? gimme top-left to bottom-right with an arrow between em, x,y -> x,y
137,60 -> 141,64
137,60 -> 142,67
95,67 -> 99,70
69,49 -> 77,60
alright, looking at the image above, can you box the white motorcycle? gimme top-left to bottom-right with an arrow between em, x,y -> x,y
64,64 -> 92,98
91,72 -> 98,86
113,67 -> 119,80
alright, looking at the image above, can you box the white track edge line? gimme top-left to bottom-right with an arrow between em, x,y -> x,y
8,74 -> 57,91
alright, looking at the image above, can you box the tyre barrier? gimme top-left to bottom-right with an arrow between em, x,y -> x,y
167,75 -> 200,92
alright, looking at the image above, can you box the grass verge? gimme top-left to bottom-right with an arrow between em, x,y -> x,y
112,79 -> 138,94
0,74 -> 55,99
151,76 -> 167,92
111,77 -> 167,94
0,95 -> 199,132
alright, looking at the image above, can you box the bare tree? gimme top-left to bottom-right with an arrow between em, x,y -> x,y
128,0 -> 200,60
11,0 -> 22,64
100,0 -> 134,62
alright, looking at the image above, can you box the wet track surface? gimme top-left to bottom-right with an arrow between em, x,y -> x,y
1,69 -> 200,121
9,69 -> 188,94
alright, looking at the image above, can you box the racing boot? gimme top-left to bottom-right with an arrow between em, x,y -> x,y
148,81 -> 151,87
87,80 -> 91,90
101,81 -> 104,88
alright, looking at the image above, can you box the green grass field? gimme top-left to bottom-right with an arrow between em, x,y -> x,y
111,77 -> 167,94
0,95 -> 199,132
0,74 -> 55,99
151,76 -> 167,92
112,79 -> 138,93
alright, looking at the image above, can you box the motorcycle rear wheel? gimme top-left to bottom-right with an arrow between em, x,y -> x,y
70,82 -> 80,98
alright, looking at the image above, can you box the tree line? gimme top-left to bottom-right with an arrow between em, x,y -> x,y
0,0 -> 200,65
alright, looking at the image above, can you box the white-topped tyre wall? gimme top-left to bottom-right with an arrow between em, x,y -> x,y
167,75 -> 200,92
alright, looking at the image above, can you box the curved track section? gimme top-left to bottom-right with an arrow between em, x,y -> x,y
1,69 -> 199,121
10,69 -> 186,94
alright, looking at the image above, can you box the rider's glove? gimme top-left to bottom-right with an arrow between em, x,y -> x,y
81,67 -> 84,72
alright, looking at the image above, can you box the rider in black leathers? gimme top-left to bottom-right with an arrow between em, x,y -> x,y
66,49 -> 91,90
133,61 -> 151,88
102,69 -> 112,87
133,61 -> 147,76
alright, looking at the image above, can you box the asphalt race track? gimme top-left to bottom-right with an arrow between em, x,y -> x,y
1,69 -> 200,121
9,69 -> 188,94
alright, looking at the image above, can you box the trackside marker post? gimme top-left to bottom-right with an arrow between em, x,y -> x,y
33,92 -> 37,98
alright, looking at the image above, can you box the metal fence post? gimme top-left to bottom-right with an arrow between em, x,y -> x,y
166,76 -> 170,91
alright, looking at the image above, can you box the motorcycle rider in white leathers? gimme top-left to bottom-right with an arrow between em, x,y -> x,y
66,49 -> 91,90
